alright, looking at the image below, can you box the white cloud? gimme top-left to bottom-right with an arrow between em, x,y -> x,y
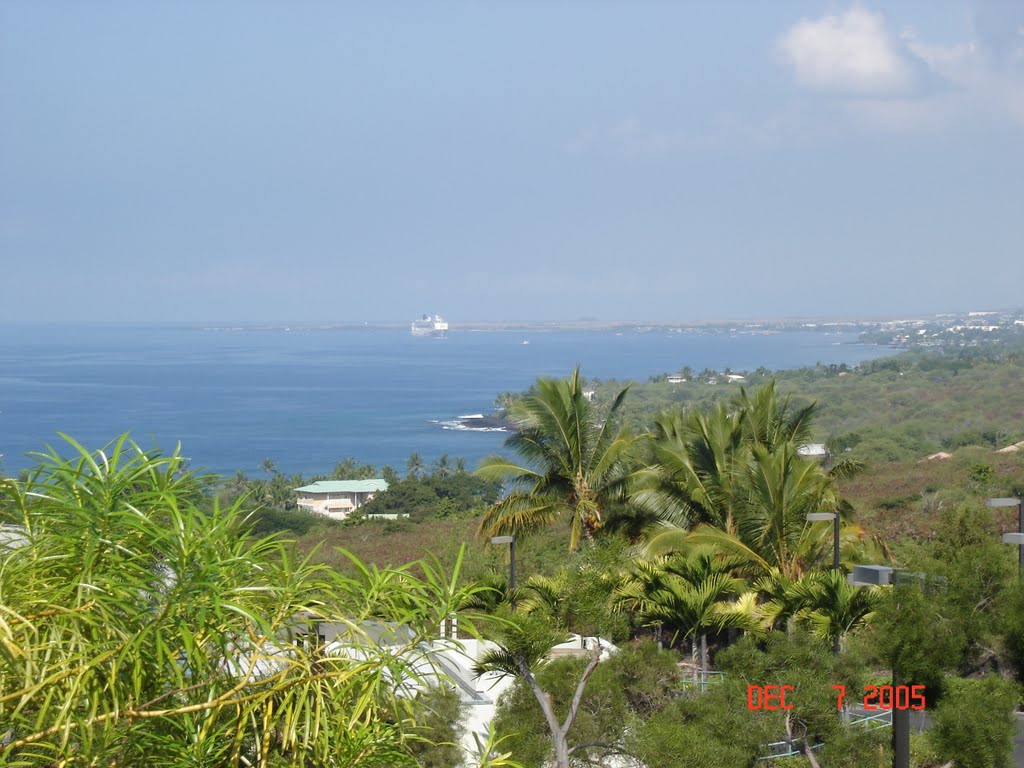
778,7 -> 914,93
902,32 -> 1024,129
904,39 -> 980,87
776,5 -> 1024,133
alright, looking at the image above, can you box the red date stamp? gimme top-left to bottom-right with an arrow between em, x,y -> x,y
746,684 -> 926,711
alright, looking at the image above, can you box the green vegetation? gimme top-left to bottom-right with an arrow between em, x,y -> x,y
0,437 -> 489,767
483,639 -> 688,767
477,367 -> 635,552
586,345 -> 1024,466
360,471 -> 501,522
218,457 -> 499,539
468,367 -> 1023,767
6,350 -> 1024,766
929,675 -> 1018,768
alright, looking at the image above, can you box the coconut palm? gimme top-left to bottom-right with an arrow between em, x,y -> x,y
476,368 -> 636,552
229,469 -> 249,495
433,453 -> 452,478
637,384 -> 874,581
631,383 -> 819,533
629,404 -> 746,533
643,443 -> 849,577
734,382 -> 816,451
406,452 -> 425,479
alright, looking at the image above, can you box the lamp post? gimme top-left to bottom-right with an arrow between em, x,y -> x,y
490,535 -> 516,606
849,564 -> 908,768
807,511 -> 841,654
990,497 -> 1024,575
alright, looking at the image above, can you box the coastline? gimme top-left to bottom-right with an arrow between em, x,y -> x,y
0,325 -> 907,477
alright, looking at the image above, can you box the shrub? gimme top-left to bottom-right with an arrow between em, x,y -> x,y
928,675 -> 1017,768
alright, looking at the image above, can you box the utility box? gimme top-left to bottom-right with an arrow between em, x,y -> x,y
851,565 -> 894,585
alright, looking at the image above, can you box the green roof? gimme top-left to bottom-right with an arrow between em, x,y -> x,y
294,479 -> 389,494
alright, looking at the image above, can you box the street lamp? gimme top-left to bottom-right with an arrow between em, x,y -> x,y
490,535 -> 516,605
807,512 -> 841,654
990,497 -> 1024,574
849,565 -> 909,768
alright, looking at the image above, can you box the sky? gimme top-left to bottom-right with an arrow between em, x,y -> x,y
1,1 -> 1023,324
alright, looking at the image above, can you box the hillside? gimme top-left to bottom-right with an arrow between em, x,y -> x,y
591,349 -> 1024,464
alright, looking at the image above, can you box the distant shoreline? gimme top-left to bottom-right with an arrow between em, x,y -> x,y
193,320 -> 882,334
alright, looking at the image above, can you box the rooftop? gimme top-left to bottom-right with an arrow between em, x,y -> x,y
294,479 -> 389,494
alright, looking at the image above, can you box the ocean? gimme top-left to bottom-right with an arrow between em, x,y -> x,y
0,324 -> 887,477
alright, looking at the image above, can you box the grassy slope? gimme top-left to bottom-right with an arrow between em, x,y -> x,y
838,447 -> 1024,542
290,514 -> 572,582
607,355 -> 1024,464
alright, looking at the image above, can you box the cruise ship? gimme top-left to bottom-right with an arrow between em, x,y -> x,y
411,314 -> 449,337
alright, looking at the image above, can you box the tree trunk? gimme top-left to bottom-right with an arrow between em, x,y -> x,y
691,636 -> 698,684
518,647 -> 601,768
700,633 -> 708,677
554,734 -> 571,768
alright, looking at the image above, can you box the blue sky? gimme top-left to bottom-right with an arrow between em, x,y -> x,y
2,1 -> 1022,323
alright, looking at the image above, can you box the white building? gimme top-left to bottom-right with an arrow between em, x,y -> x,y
294,479 -> 388,520
797,443 -> 830,463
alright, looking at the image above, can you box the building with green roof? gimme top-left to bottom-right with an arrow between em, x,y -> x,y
294,479 -> 388,520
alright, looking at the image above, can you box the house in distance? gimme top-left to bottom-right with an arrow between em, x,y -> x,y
294,479 -> 389,520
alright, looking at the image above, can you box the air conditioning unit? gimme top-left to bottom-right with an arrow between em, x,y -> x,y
851,565 -> 894,585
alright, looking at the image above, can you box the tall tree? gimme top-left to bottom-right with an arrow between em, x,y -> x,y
636,383 -> 872,581
630,405 -> 745,533
477,368 -> 636,552
334,457 -> 378,480
433,453 -> 452,478
406,452 -> 425,479
473,615 -> 599,768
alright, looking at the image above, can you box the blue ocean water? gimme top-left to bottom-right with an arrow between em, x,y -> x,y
0,324 -> 887,477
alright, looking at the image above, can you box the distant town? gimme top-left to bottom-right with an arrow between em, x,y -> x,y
199,307 -> 1024,352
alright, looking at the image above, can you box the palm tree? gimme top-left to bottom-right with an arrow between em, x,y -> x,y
751,567 -> 810,636
636,383 -> 872,581
630,404 -> 745,533
229,470 -> 249,495
792,569 -> 883,651
613,548 -> 748,675
516,572 -> 609,640
631,382 -> 816,535
734,382 -> 816,451
433,454 -> 452,478
269,472 -> 295,508
406,452 -> 425,479
471,614 -> 586,768
476,368 -> 636,552
260,456 -> 277,475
